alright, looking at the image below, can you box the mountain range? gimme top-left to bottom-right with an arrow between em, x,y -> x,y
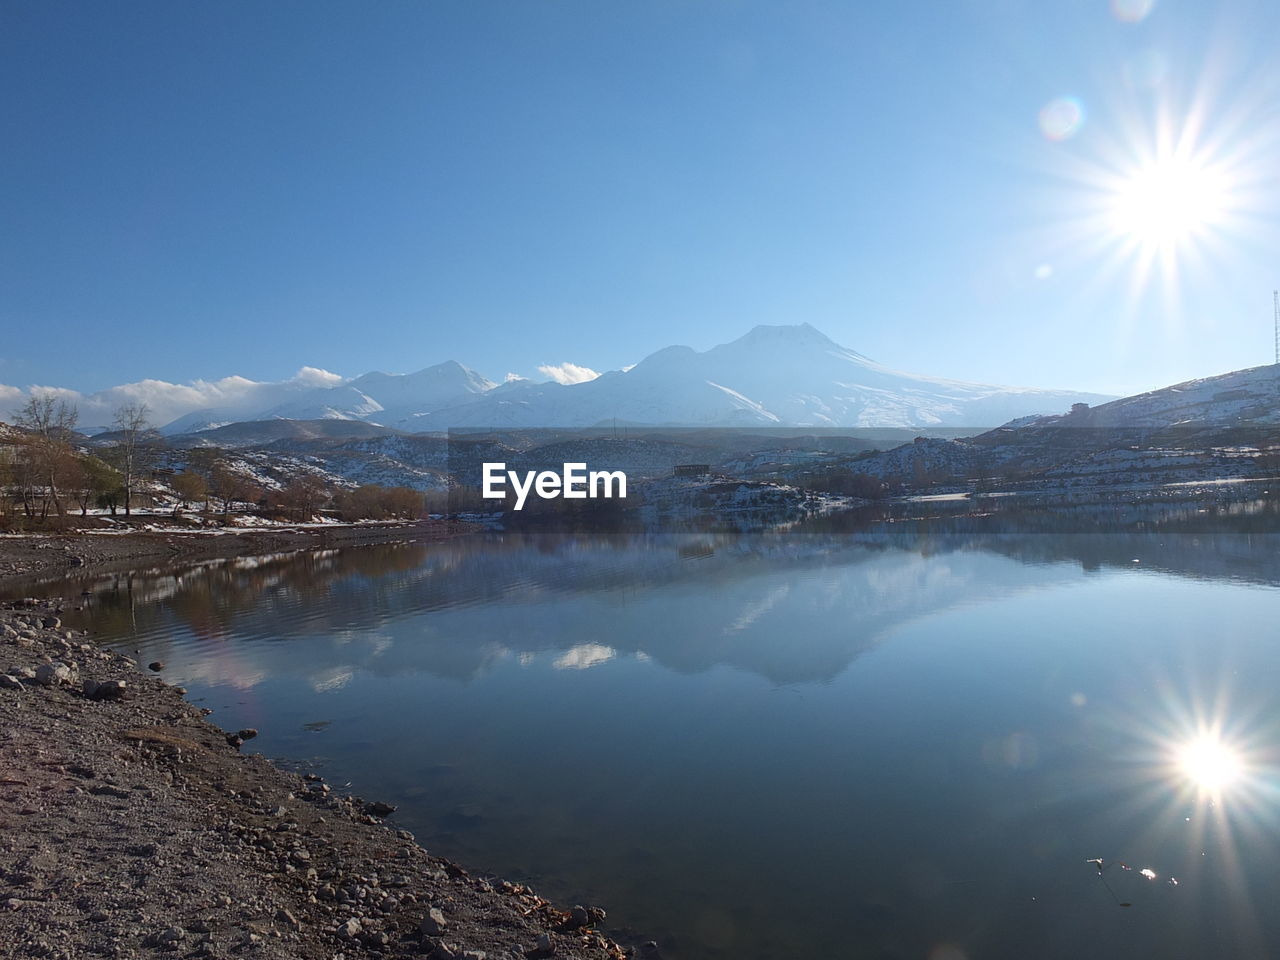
830,362 -> 1280,491
158,324 -> 1111,436
35,346 -> 1280,496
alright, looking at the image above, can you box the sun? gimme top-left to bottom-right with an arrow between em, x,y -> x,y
1109,156 -> 1230,249
1177,734 -> 1244,791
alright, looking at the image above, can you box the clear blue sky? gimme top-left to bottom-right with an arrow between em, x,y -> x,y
3,0 -> 1278,397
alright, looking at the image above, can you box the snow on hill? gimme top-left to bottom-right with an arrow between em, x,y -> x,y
829,363 -> 1280,491
162,419 -> 403,449
164,361 -> 495,435
159,409 -> 244,436
412,324 -> 1110,430
263,384 -> 385,422
150,324 -> 1109,434
264,361 -> 496,426
1042,363 -> 1280,428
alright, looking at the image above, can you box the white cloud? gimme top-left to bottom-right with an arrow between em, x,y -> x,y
293,366 -> 345,387
504,372 -> 527,383
537,361 -> 600,385
309,667 -> 355,693
552,644 -> 616,670
0,367 -> 348,431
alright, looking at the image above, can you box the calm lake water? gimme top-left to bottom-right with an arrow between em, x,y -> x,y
14,506 -> 1280,959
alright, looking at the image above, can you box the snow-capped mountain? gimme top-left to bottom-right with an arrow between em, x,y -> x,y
263,384 -> 386,422
165,361 -> 495,434
411,323 -> 1111,430
155,324 -> 1109,434
247,360 -> 495,427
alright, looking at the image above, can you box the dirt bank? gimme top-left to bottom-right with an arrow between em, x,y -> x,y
0,598 -> 637,960
0,520 -> 476,583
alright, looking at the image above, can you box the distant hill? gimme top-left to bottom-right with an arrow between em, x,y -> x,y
162,418 -> 404,449
149,324 -> 1109,434
838,363 -> 1280,490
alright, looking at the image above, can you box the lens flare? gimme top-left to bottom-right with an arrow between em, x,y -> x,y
1039,97 -> 1085,141
1124,49 -> 1169,89
1028,38 -> 1278,312
1111,0 -> 1156,23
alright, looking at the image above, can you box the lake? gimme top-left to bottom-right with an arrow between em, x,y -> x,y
14,505 -> 1280,959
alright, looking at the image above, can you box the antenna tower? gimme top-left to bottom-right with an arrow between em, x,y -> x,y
1275,290 -> 1279,365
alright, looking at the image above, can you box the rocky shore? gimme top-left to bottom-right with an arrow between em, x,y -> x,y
0,520 -> 475,584
0,598 -> 631,960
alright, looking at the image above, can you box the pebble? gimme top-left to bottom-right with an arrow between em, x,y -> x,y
157,926 -> 186,944
34,662 -> 72,686
0,606 -> 630,960
82,677 -> 127,701
420,906 -> 448,936
337,918 -> 362,939
89,679 -> 127,702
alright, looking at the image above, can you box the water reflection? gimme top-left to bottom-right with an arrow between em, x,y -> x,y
49,522 -> 1280,690
8,502 -> 1280,960
1178,736 -> 1244,792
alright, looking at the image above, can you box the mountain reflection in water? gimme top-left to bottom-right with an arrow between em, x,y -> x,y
14,500 -> 1280,960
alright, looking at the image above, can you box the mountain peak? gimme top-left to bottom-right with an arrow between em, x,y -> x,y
735,322 -> 833,344
129,322 -> 1111,434
719,322 -> 873,363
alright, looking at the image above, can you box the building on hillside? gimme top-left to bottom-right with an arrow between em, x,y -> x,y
673,463 -> 711,478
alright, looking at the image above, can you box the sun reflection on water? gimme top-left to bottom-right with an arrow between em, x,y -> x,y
1177,734 -> 1244,793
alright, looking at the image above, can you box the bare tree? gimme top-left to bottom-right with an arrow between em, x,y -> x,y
111,403 -> 152,517
15,394 -> 79,440
278,473 -> 330,521
12,440 -> 79,520
333,484 -> 423,521
171,471 -> 209,515
15,395 -> 79,516
0,445 -> 18,519
71,456 -> 122,516
210,461 -> 252,520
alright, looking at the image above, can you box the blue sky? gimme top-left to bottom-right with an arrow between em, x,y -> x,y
3,0 -> 1279,398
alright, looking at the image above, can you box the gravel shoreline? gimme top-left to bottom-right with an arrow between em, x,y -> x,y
0,520 -> 476,584
0,598 -> 636,960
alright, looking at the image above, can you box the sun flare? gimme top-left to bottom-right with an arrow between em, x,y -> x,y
1177,735 -> 1243,791
1109,157 -> 1229,248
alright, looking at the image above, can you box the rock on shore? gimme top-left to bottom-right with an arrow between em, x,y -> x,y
0,520 -> 475,583
0,599 -> 627,960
